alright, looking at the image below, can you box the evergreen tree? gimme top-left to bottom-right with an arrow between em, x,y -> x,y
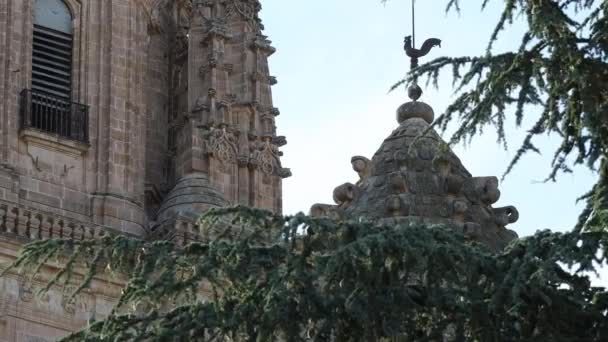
5,207 -> 608,341
3,0 -> 608,340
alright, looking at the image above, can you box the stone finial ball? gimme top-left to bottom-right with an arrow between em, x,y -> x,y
396,101 -> 434,124
408,84 -> 423,101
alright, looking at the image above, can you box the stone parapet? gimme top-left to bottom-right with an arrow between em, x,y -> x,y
151,214 -> 202,247
151,210 -> 277,248
0,201 -> 110,243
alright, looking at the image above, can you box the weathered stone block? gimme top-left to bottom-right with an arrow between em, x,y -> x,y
20,190 -> 61,208
0,175 -> 13,190
62,189 -> 90,215
39,181 -> 63,198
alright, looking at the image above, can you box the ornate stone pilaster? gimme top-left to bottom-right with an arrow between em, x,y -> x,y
160,0 -> 289,224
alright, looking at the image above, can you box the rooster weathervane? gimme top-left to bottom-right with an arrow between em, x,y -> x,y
404,0 -> 441,100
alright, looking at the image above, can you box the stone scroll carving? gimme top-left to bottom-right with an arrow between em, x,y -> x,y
493,206 -> 520,226
247,140 -> 290,178
187,0 -> 261,29
252,140 -> 278,175
225,0 -> 261,26
204,128 -> 238,172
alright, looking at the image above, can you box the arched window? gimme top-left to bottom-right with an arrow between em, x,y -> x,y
22,0 -> 87,142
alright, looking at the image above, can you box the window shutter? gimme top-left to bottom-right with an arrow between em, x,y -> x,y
32,24 -> 72,100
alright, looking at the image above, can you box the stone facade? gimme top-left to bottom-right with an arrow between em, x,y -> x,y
0,0 -> 289,340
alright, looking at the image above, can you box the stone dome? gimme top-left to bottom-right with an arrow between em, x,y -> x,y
311,99 -> 518,251
157,173 -> 229,223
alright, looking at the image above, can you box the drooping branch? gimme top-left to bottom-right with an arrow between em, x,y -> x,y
4,207 -> 608,341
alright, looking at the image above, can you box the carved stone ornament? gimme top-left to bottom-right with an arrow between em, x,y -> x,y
278,168 -> 292,179
351,156 -> 371,185
272,136 -> 287,147
188,0 -> 207,18
205,128 -> 237,171
225,0 -> 260,26
175,32 -> 189,58
188,0 -> 260,28
18,275 -> 34,302
192,96 -> 208,113
147,8 -> 163,34
62,285 -> 78,314
333,183 -> 360,207
258,142 -> 277,175
202,18 -> 232,42
250,140 -> 281,175
251,33 -> 276,54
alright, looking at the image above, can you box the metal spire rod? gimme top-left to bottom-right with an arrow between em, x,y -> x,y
411,0 -> 416,49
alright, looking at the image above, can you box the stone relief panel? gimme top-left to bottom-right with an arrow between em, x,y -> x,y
204,128 -> 238,173
250,140 -> 278,176
17,274 -> 34,303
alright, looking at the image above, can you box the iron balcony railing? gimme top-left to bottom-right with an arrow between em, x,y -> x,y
20,89 -> 89,143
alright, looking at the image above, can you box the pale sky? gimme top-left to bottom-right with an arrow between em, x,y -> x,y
261,0 -> 597,240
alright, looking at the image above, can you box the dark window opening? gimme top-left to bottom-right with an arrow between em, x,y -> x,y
21,0 -> 88,143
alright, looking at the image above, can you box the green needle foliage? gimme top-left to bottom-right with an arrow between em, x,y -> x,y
386,0 -> 608,233
4,207 -> 608,341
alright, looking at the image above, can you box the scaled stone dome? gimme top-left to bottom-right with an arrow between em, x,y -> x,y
157,173 -> 229,223
311,97 -> 518,251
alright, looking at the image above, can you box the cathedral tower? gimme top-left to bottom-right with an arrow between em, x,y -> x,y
153,0 -> 290,236
0,0 -> 288,339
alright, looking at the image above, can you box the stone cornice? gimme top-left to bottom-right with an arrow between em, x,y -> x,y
19,129 -> 90,157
